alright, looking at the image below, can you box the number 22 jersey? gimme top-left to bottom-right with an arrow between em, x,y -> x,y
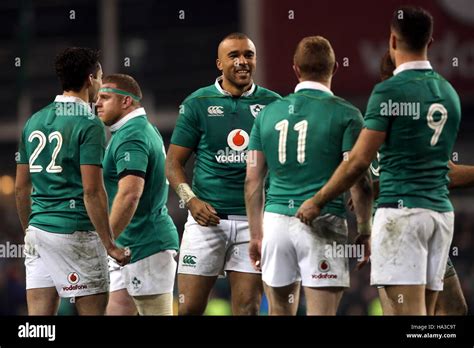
17,95 -> 106,233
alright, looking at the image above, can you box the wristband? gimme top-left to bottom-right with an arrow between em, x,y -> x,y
357,221 -> 372,236
176,183 -> 196,205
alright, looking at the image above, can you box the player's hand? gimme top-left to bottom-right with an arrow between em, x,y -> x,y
187,197 -> 220,226
354,234 -> 371,270
347,196 -> 355,211
249,239 -> 262,272
107,245 -> 131,266
296,198 -> 321,226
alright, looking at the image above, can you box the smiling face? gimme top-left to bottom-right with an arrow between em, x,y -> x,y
95,83 -> 124,126
216,38 -> 256,92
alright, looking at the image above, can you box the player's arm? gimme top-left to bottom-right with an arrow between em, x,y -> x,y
165,144 -> 220,226
448,161 -> 474,188
81,164 -> 130,266
15,164 -> 32,232
347,179 -> 379,210
296,129 -> 386,225
373,179 -> 380,200
349,166 -> 373,270
109,174 -> 144,239
244,150 -> 267,271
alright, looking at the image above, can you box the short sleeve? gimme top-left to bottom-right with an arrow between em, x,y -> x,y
80,121 -> 106,165
114,139 -> 149,176
364,83 -> 394,132
170,100 -> 201,149
248,110 -> 263,151
342,109 -> 364,153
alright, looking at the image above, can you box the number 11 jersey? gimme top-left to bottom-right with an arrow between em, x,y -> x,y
248,82 -> 364,217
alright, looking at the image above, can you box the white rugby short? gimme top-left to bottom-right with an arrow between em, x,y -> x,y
109,250 -> 177,296
262,212 -> 350,288
370,207 -> 454,291
177,212 -> 259,277
24,225 -> 109,297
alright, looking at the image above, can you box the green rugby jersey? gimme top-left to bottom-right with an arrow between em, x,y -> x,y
364,61 -> 461,212
249,81 -> 364,217
170,77 -> 281,215
16,95 -> 106,233
103,108 -> 179,263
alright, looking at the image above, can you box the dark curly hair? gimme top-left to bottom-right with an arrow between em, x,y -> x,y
55,47 -> 100,92
391,6 -> 433,52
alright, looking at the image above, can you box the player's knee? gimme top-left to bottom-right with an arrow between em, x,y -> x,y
76,293 -> 108,315
460,301 -> 468,315
178,298 -> 207,316
233,296 -> 260,315
438,300 -> 468,316
452,301 -> 468,316
134,293 -> 173,316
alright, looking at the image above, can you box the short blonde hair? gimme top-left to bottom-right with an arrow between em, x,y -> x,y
294,36 -> 335,81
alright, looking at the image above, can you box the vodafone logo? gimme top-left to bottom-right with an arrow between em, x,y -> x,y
215,129 -> 250,163
318,260 -> 330,273
227,129 -> 249,151
67,272 -> 80,284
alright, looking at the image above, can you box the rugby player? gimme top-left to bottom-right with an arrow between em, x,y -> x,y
245,36 -> 373,315
96,74 -> 179,315
15,47 -> 130,315
166,33 -> 281,315
296,6 -> 461,315
371,51 -> 468,316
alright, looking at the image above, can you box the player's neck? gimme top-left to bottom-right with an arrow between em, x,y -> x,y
299,78 -> 331,90
221,78 -> 252,97
63,90 -> 89,104
117,106 -> 139,121
394,52 -> 429,67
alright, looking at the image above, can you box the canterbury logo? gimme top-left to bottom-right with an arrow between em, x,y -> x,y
369,162 -> 380,177
182,255 -> 197,265
370,152 -> 381,177
207,106 -> 224,116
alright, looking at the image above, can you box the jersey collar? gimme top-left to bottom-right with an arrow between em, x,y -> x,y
294,81 -> 334,95
214,76 -> 256,97
110,107 -> 146,132
393,60 -> 433,75
54,95 -> 92,113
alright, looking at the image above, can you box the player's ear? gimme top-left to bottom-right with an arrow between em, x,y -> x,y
390,33 -> 397,51
427,37 -> 434,48
87,74 -> 94,88
332,61 -> 339,77
293,64 -> 301,80
123,96 -> 132,109
216,58 -> 223,72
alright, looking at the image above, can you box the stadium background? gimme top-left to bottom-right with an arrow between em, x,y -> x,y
0,0 -> 473,315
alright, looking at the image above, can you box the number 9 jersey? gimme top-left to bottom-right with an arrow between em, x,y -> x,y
364,61 -> 461,212
16,95 -> 106,233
